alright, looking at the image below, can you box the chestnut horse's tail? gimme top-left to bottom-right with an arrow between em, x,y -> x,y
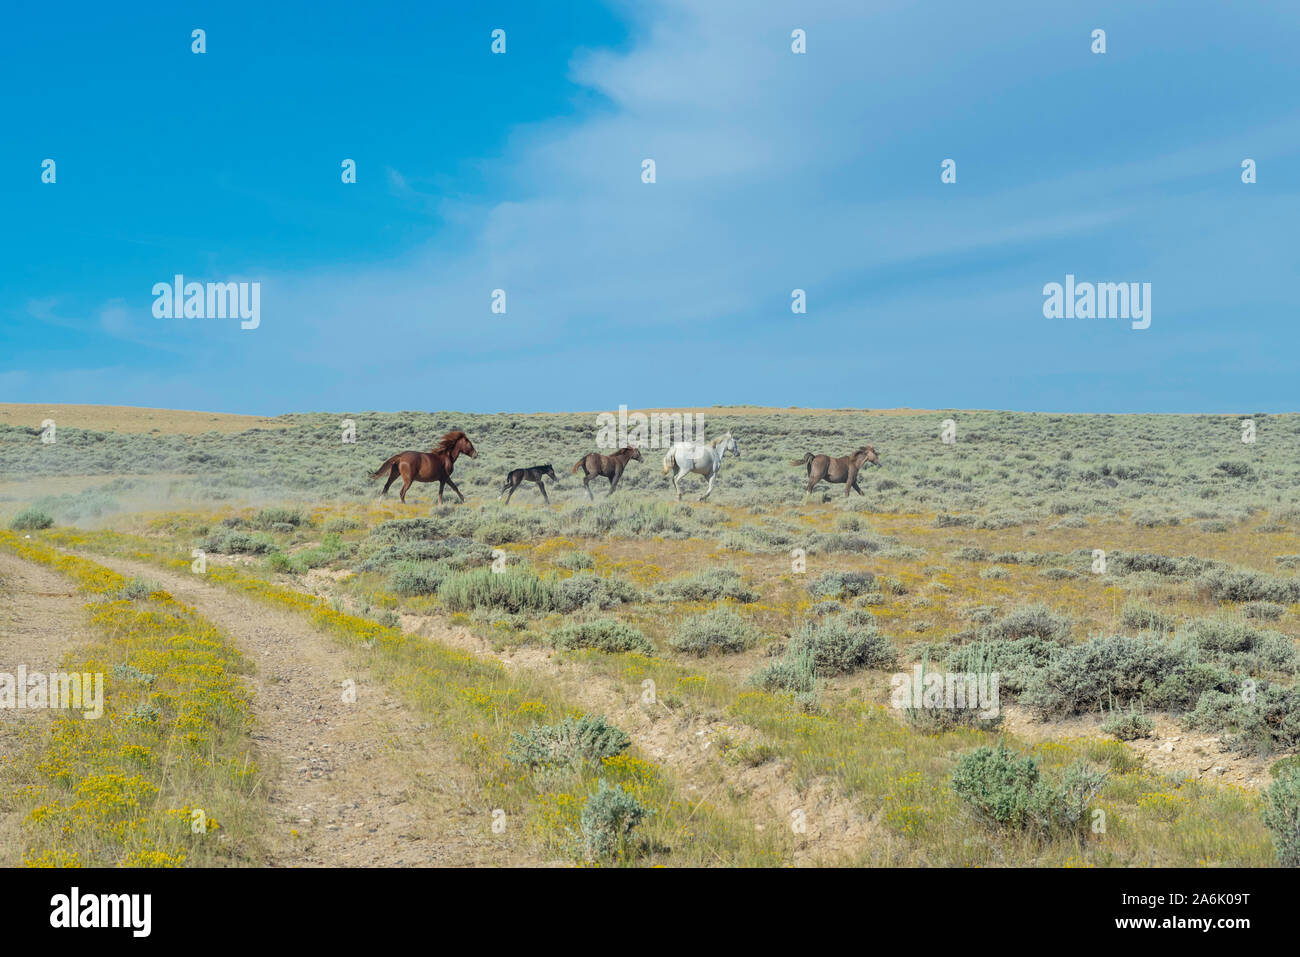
571,457 -> 585,475
789,453 -> 814,467
370,454 -> 401,480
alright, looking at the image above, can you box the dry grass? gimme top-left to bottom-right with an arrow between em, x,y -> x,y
0,403 -> 273,435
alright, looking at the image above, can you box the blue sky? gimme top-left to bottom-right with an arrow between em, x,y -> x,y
2,0 -> 1298,415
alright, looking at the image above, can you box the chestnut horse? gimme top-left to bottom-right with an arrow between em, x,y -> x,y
371,430 -> 477,504
571,446 -> 642,500
791,445 -> 880,496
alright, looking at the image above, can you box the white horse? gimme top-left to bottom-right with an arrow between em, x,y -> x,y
661,432 -> 740,500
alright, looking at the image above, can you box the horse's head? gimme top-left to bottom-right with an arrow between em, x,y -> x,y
436,430 -> 477,459
710,432 -> 739,458
625,446 -> 643,463
543,464 -> 558,482
858,444 -> 881,467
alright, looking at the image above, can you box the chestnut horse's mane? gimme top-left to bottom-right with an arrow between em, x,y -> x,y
430,430 -> 469,455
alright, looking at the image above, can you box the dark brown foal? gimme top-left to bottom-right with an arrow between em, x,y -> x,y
500,464 -> 559,504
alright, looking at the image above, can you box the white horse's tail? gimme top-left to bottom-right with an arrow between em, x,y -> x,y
662,447 -> 677,475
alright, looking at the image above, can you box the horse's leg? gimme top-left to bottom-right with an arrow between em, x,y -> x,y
673,467 -> 683,500
446,478 -> 465,503
382,465 -> 399,496
582,473 -> 594,501
705,470 -> 718,500
608,466 -> 621,496
851,478 -> 864,496
846,466 -> 858,497
437,481 -> 445,505
537,481 -> 549,504
504,480 -> 515,504
397,463 -> 414,503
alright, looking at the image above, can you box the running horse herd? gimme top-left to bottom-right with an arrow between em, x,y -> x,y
371,430 -> 882,504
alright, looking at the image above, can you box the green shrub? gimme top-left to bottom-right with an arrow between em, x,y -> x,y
265,551 -> 304,574
945,635 -> 1060,694
951,743 -> 1105,837
1133,511 -> 1181,529
952,743 -> 1043,830
983,603 -> 1072,643
1120,602 -> 1174,632
1040,568 -> 1082,581
368,517 -> 450,543
1198,566 -> 1300,604
653,568 -> 759,603
898,658 -> 1003,733
1271,755 -> 1300,779
357,538 -> 491,572
1110,551 -> 1208,578
112,663 -> 157,687
439,567 -> 557,614
322,516 -> 361,534
112,577 -> 159,601
472,519 -> 525,546
555,573 -> 640,612
748,641 -> 820,696
250,507 -> 308,529
9,508 -> 53,531
507,715 -> 631,768
669,607 -> 761,656
1261,769 -> 1300,867
806,570 -> 876,601
1022,634 -> 1232,718
390,561 -> 449,596
200,529 -> 275,555
555,550 -> 595,571
1101,707 -> 1155,741
1186,682 -> 1300,755
580,779 -> 650,862
1243,601 -> 1286,622
934,513 -> 974,528
788,612 -> 897,676
554,619 -> 654,655
1214,461 -> 1253,479
1188,618 -> 1300,673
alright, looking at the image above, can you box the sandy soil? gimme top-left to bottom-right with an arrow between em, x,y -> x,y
75,554 -> 546,867
1002,704 -> 1276,789
299,571 -> 876,865
0,553 -> 94,865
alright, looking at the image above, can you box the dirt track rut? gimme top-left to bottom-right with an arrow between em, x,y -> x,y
0,553 -> 96,865
72,553 -> 542,867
